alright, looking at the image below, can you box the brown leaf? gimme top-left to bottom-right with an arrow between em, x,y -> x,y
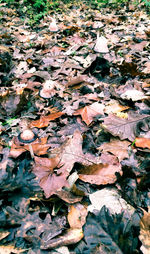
78,162 -> 122,185
29,112 -> 64,128
41,228 -> 83,249
139,208 -> 150,254
98,139 -> 130,161
66,75 -> 88,87
68,203 -> 88,229
9,137 -> 51,157
56,189 -> 82,204
32,156 -> 69,198
51,129 -> 101,174
74,102 -> 104,125
103,114 -> 150,141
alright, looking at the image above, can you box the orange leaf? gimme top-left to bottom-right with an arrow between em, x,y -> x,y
135,137 -> 150,149
68,203 -> 88,229
9,137 -> 51,157
74,102 -> 104,125
29,112 -> 64,128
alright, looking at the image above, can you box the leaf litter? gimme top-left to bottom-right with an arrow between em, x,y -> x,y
0,1 -> 150,253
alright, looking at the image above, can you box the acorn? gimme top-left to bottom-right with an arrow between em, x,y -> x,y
18,129 -> 38,144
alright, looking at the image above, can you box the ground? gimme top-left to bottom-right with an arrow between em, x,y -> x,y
0,1 -> 150,253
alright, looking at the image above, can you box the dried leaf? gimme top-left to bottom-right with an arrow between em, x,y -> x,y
29,112 -> 64,128
74,102 -> 104,125
51,129 -> 101,173
32,156 -> 69,198
135,137 -> 150,149
68,203 -> 88,229
121,89 -> 148,101
10,137 -> 51,157
139,208 -> 150,254
55,189 -> 82,204
104,100 -> 130,114
88,188 -> 135,215
103,114 -> 150,141
79,162 -> 122,185
94,36 -> 109,53
41,228 -> 83,249
98,139 -> 130,161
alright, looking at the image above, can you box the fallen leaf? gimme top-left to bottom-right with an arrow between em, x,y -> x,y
103,114 -> 150,141
98,139 -> 130,161
49,17 -> 59,32
32,156 -> 69,198
104,100 -> 129,114
74,102 -> 104,125
139,208 -> 150,254
55,189 -> 82,204
41,228 -> 83,249
75,207 -> 140,254
78,162 -> 122,185
88,188 -> 135,215
121,89 -> 148,101
68,203 -> 88,229
10,137 -> 51,157
0,245 -> 25,253
94,36 -> 109,53
135,137 -> 150,149
29,112 -> 64,128
51,129 -> 101,173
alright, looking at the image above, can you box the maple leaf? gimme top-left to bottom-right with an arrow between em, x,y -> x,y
32,156 -> 69,198
32,130 -> 100,198
74,102 -> 104,125
103,114 -> 150,141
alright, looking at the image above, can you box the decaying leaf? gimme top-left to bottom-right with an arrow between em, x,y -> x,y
103,114 -> 150,141
68,203 -> 88,229
121,89 -> 148,101
74,102 -> 104,125
32,156 -> 69,198
78,162 -> 122,185
139,208 -> 150,254
50,129 -> 101,172
55,189 -> 83,204
98,139 -> 130,161
94,36 -> 109,53
88,188 -> 135,215
135,137 -> 150,149
41,228 -> 83,249
0,245 -> 25,253
29,112 -> 64,128
104,100 -> 129,114
74,207 -> 141,254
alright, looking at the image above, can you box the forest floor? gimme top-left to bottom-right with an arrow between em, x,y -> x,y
0,1 -> 150,253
